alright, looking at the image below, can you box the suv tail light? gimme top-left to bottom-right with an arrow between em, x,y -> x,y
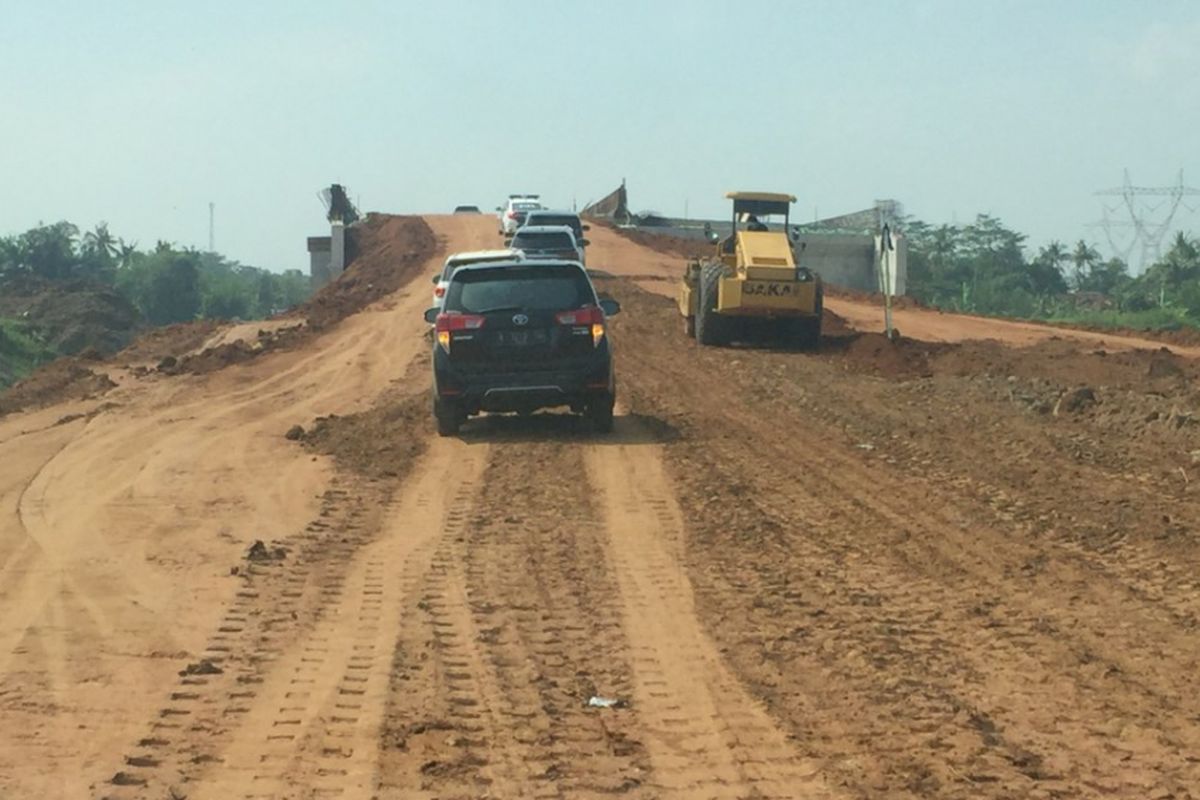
435,312 -> 485,351
507,210 -> 518,219
434,286 -> 446,298
555,306 -> 606,347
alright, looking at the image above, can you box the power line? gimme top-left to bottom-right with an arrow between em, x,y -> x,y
1094,169 -> 1199,274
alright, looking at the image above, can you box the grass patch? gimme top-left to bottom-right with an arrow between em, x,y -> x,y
1042,307 -> 1192,332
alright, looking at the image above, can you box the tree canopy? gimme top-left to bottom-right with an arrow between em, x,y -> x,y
1,220 -> 311,326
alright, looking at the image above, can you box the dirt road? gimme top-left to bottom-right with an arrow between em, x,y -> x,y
1,214 -> 1198,799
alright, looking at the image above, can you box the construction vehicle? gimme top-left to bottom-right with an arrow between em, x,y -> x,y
679,191 -> 823,347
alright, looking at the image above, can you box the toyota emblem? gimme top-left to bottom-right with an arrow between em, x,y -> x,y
512,313 -> 529,326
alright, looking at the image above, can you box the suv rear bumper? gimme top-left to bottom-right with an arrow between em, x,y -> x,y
434,354 -> 613,414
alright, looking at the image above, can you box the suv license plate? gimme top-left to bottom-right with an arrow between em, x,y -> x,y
499,330 -> 546,346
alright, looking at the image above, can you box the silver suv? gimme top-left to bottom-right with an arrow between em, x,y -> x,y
521,210 -> 590,265
507,226 -> 584,263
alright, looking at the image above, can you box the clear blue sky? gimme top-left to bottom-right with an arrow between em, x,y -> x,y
2,0 -> 1197,272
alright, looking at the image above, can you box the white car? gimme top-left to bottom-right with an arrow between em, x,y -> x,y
498,194 -> 542,236
431,249 -> 524,307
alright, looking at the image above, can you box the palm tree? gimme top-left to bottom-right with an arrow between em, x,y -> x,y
116,239 -> 139,269
81,222 -> 118,258
1070,240 -> 1100,291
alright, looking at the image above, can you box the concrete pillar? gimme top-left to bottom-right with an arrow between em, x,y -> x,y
330,220 -> 346,276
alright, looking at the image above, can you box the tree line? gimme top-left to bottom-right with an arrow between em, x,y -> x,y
904,215 -> 1200,328
0,220 -> 311,325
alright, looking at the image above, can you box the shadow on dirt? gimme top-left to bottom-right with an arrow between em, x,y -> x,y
456,411 -> 679,446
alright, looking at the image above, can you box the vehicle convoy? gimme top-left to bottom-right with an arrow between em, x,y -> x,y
679,191 -> 823,347
497,194 -> 543,235
506,225 -> 585,263
431,248 -> 524,307
520,209 -> 591,264
424,260 -> 620,435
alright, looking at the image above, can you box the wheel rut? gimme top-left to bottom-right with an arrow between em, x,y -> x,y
378,434 -> 653,798
585,424 -> 837,799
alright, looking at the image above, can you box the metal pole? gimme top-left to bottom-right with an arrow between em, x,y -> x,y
880,224 -> 895,340
208,202 -> 214,252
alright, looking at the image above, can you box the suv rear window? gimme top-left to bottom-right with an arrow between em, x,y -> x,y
528,214 -> 579,230
447,265 -> 594,313
513,231 -> 574,250
442,255 -> 511,280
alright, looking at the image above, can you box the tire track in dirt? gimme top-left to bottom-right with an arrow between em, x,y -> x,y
95,438 -> 486,800
378,430 -> 652,798
93,478 -> 387,799
585,423 -> 837,799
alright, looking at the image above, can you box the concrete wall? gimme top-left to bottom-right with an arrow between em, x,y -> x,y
308,236 -> 333,288
796,233 -> 907,296
307,221 -> 349,290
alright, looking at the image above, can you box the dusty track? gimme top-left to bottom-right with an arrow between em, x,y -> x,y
1,213 -> 1198,799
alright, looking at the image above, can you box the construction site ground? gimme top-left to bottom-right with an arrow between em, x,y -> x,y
1,214 -> 1198,799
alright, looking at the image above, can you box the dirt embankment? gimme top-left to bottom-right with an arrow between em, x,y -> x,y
0,351 -> 116,415
0,214 -> 439,416
299,214 -> 438,329
0,274 -> 140,355
156,214 -> 439,378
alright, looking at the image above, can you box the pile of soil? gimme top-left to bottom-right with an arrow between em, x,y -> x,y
0,354 -> 115,416
828,332 -> 946,379
0,274 -> 140,355
299,398 -> 430,479
118,320 -> 222,364
298,214 -> 439,330
930,338 -> 1200,390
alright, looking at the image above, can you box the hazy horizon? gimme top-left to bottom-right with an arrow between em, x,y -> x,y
3,0 -> 1197,273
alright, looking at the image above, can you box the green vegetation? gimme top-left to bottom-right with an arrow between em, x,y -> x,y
0,317 -> 58,388
0,220 -> 312,388
905,216 -> 1200,333
0,221 -> 311,324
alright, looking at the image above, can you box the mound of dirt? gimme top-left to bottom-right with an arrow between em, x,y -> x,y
831,333 -> 944,379
298,214 -> 438,330
0,274 -> 140,355
159,339 -> 262,375
0,356 -> 116,416
300,395 -> 430,479
930,338 -> 1200,390
118,320 -> 222,364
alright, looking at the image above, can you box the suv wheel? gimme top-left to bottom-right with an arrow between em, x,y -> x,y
434,397 -> 462,436
585,393 -> 615,433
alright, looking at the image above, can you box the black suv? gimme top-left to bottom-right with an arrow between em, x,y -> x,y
423,261 -> 620,435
